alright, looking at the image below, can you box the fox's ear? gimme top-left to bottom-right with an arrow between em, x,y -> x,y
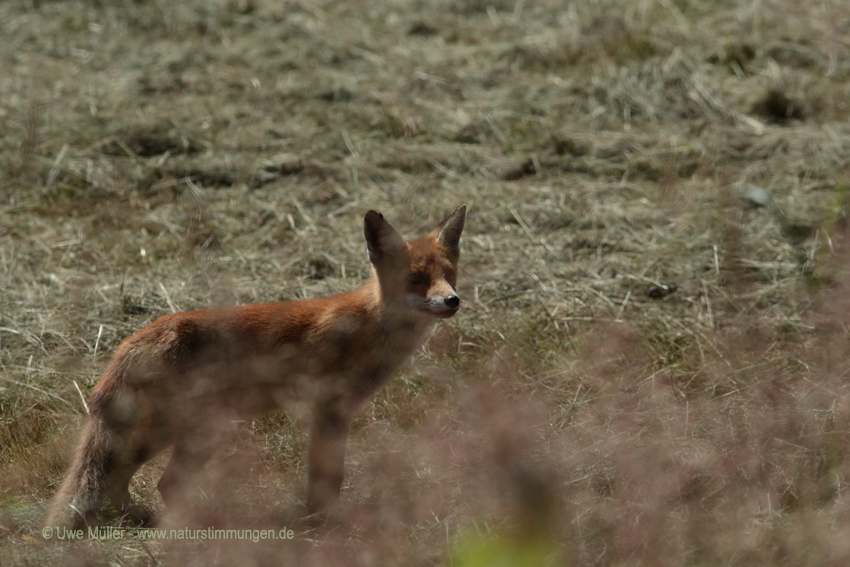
364,210 -> 407,265
432,204 -> 466,257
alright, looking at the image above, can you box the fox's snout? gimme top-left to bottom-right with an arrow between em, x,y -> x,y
432,292 -> 460,318
410,290 -> 460,319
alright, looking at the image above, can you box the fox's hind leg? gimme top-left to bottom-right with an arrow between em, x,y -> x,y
155,418 -> 230,515
103,439 -> 165,526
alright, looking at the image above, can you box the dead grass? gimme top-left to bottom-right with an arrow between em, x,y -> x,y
3,0 -> 850,564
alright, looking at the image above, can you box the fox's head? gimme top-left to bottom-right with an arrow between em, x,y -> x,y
364,205 -> 466,318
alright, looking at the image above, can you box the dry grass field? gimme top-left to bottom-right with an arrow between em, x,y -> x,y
2,0 -> 850,564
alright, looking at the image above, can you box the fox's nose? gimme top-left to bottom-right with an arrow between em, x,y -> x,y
445,295 -> 460,309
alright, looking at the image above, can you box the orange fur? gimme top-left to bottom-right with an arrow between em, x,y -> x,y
44,205 -> 466,528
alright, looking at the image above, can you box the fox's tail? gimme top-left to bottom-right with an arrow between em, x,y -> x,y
43,415 -> 114,530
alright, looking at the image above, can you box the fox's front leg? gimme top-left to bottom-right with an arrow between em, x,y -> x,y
306,396 -> 355,515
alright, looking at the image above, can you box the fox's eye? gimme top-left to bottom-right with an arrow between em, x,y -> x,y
408,272 -> 425,285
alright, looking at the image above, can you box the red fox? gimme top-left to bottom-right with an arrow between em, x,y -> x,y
44,205 -> 466,529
